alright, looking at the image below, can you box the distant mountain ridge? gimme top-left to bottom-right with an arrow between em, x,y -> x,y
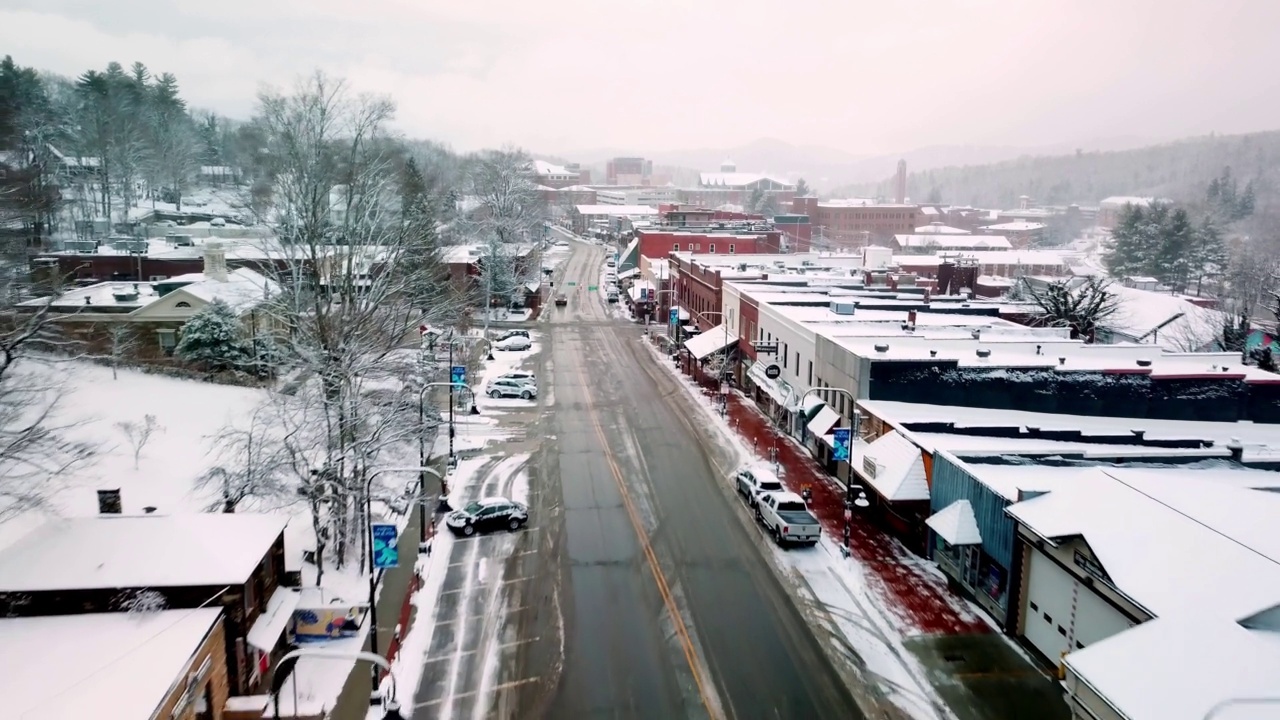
833,130 -> 1280,209
559,135 -> 1155,191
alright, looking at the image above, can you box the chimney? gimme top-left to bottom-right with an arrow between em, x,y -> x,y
1227,437 -> 1244,462
97,489 -> 122,514
203,240 -> 228,282
907,309 -> 917,330
894,159 -> 907,205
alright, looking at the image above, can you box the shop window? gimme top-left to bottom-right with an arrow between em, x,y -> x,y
709,244 -> 716,253
673,243 -> 680,251
729,244 -> 735,254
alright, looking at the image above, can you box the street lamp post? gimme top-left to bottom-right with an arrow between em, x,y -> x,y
416,380 -> 477,514
360,465 -> 440,695
797,387 -> 869,557
270,648 -> 402,719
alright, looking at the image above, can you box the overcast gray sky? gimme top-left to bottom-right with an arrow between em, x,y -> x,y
2,0 -> 1278,156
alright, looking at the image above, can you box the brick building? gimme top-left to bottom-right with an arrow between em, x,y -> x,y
634,226 -> 784,259
606,157 -> 652,185
794,197 -> 919,248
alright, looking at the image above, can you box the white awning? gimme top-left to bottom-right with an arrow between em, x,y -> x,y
807,406 -> 841,438
926,500 -> 983,545
684,324 -> 737,360
748,362 -> 791,406
246,587 -> 301,652
617,267 -> 640,280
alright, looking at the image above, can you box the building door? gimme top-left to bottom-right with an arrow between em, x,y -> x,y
1022,549 -> 1078,666
962,545 -> 981,588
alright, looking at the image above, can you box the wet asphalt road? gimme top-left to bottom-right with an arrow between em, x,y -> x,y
533,236 -> 861,720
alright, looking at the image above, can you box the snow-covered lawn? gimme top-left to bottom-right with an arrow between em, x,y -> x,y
0,360 -> 265,551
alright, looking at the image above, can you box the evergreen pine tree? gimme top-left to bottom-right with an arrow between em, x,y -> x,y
1187,215 -> 1228,295
175,299 -> 251,372
1105,204 -> 1157,277
794,178 -> 811,198
1158,208 -> 1195,292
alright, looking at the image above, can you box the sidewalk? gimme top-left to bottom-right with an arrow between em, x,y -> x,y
724,392 -> 989,637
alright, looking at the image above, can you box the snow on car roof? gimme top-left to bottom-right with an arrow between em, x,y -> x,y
769,491 -> 805,503
478,496 -> 512,505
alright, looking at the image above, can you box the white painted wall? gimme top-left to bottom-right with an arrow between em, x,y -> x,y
758,302 -> 817,391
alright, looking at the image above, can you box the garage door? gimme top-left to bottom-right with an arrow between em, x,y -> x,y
1023,549 -> 1077,664
1022,549 -> 1136,666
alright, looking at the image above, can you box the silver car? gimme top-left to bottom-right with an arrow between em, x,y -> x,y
499,371 -> 536,386
486,378 -> 537,399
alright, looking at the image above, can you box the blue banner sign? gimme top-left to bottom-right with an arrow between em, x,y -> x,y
832,427 -> 852,462
371,524 -> 398,569
450,365 -> 466,385
669,308 -> 679,324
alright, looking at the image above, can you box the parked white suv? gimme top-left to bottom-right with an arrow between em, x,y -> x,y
486,378 -> 537,399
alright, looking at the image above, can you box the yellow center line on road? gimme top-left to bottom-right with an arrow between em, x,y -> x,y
573,356 -> 721,720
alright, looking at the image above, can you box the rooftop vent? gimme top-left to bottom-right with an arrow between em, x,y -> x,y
829,300 -> 858,316
83,296 -> 92,305
1035,344 -> 1043,355
1136,358 -> 1152,367
976,348 -> 991,358
111,290 -> 139,303
143,506 -> 157,514
929,349 -> 938,357
874,343 -> 890,353
1058,357 -> 1066,366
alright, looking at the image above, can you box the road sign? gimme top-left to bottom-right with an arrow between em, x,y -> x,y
567,281 -> 577,287
371,524 -> 398,569
669,308 -> 679,324
753,342 -> 779,355
588,285 -> 598,291
764,364 -> 782,380
832,428 -> 852,462
450,365 -> 466,385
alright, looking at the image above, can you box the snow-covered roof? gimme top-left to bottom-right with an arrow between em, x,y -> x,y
0,513 -> 289,592
1105,284 -> 1227,351
19,281 -> 164,311
532,159 -> 575,177
247,587 -> 301,652
925,499 -> 982,545
980,221 -> 1046,232
895,234 -> 1012,250
683,324 -> 736,360
178,267 -> 279,313
0,609 -> 223,719
1009,472 -> 1280,719
698,172 -> 792,188
1099,196 -> 1164,209
1067,617 -> 1280,720
574,204 -> 659,216
891,250 -> 1073,267
860,400 -> 1280,463
806,406 -> 841,439
854,430 -> 930,501
913,223 -> 970,235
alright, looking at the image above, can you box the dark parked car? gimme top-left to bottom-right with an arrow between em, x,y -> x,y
445,497 -> 529,537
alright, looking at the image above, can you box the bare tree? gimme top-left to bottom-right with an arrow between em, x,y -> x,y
247,72 -> 464,575
199,405 -> 289,513
1023,277 -> 1120,343
103,323 -> 138,379
115,413 -> 162,469
0,268 -> 94,522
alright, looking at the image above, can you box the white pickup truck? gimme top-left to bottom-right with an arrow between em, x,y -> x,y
756,491 -> 821,547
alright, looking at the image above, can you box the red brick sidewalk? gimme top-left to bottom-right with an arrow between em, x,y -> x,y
725,393 -> 988,636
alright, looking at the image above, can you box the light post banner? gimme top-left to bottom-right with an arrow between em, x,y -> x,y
832,428 -> 852,462
371,524 -> 399,569
450,365 -> 466,385
669,308 -> 679,324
